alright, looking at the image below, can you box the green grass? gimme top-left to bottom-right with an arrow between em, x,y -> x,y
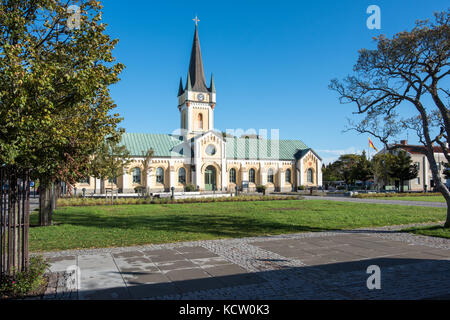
370,196 -> 445,202
29,200 -> 446,252
403,225 -> 450,239
354,193 -> 445,203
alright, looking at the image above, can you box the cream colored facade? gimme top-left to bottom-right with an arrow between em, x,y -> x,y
374,141 -> 450,191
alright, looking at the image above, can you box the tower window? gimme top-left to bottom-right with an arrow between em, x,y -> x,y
197,113 -> 203,130
229,168 -> 236,184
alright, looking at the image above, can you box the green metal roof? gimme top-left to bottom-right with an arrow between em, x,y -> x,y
120,133 -> 311,160
119,133 -> 184,157
225,137 -> 310,160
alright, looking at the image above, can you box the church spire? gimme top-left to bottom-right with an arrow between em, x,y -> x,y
187,24 -> 208,92
210,73 -> 216,93
178,77 -> 184,96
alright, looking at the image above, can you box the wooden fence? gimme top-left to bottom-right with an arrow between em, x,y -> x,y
0,167 -> 31,277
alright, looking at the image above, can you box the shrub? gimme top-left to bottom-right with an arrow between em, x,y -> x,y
185,184 -> 196,192
256,185 -> 267,195
0,256 -> 50,299
57,194 -> 302,207
298,185 -> 306,191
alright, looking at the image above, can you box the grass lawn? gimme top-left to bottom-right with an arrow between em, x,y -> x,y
366,196 -> 445,203
403,225 -> 450,239
29,200 -> 446,252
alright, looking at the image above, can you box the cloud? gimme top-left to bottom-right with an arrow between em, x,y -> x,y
317,147 -> 364,165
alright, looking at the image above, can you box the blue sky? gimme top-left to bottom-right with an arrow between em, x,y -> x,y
101,0 -> 449,164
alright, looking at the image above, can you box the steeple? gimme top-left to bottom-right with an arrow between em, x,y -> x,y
178,77 -> 184,96
210,73 -> 216,93
186,72 -> 192,91
186,24 -> 209,92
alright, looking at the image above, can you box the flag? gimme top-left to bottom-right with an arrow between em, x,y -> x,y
369,138 -> 378,152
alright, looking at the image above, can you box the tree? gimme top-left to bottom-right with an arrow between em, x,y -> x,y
89,135 -> 130,202
0,1 -> 124,225
140,148 -> 154,196
330,11 -> 450,227
352,151 -> 373,189
371,152 -> 397,189
337,154 -> 361,186
323,162 -> 343,183
389,150 -> 419,192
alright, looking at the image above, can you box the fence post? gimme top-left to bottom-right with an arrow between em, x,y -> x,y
0,167 -> 31,277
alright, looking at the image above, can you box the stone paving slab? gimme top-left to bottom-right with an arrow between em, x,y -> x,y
39,224 -> 450,300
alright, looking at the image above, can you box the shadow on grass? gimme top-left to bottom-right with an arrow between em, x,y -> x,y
44,210 -> 339,238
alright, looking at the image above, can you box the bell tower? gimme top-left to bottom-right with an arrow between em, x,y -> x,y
178,19 -> 216,138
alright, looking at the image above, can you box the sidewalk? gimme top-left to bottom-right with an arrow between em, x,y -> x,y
41,224 -> 450,300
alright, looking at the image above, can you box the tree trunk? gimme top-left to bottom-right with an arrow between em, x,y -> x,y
445,202 -> 450,228
39,183 -> 53,226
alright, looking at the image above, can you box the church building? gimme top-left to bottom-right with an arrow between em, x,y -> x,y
75,23 -> 323,194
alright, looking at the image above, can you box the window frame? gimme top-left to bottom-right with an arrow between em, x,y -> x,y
285,169 -> 291,183
307,168 -> 314,183
267,168 -> 274,184
249,168 -> 256,184
132,168 -> 142,184
229,168 -> 237,184
156,167 -> 164,184
178,167 -> 186,184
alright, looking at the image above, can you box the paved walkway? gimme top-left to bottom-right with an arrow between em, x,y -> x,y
41,225 -> 450,300
303,196 -> 446,208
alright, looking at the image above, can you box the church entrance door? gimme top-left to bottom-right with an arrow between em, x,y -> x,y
205,166 -> 216,191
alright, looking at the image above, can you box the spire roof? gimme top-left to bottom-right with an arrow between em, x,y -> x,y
187,25 -> 209,92
178,77 -> 184,96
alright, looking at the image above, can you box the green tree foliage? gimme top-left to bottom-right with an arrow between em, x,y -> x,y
353,151 -> 373,187
389,150 -> 419,192
0,1 -> 124,225
0,0 -> 124,181
371,152 -> 397,188
323,153 -> 373,188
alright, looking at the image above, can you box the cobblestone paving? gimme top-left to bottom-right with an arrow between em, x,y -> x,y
39,224 -> 450,300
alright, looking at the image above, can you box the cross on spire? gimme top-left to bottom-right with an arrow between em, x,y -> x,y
193,16 -> 200,26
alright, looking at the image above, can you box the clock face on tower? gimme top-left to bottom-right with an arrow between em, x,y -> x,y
197,93 -> 205,101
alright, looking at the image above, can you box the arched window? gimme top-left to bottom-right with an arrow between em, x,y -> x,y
307,169 -> 314,183
178,167 -> 186,184
156,167 -> 164,184
249,169 -> 256,184
132,168 -> 141,184
285,169 -> 291,183
267,168 -> 274,183
197,113 -> 203,130
229,168 -> 236,184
